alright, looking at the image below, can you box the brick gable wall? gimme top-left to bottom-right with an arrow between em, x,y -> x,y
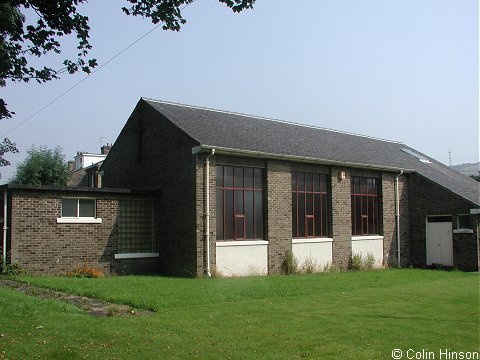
102,102 -> 199,276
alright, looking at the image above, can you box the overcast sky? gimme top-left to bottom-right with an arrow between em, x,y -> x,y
1,0 -> 478,182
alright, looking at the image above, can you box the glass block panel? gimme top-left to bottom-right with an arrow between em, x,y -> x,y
117,200 -> 156,254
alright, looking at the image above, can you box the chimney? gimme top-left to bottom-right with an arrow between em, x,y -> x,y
67,160 -> 75,172
101,143 -> 112,155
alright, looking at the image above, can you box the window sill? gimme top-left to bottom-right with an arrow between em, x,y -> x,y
114,253 -> 159,259
56,218 -> 102,224
292,238 -> 333,244
216,240 -> 268,247
351,235 -> 384,241
453,229 -> 474,234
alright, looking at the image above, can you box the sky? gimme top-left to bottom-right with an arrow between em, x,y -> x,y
1,0 -> 478,182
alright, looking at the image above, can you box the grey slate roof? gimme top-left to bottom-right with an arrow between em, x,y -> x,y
143,98 -> 479,207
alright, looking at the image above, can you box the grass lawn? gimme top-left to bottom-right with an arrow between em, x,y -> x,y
0,269 -> 478,359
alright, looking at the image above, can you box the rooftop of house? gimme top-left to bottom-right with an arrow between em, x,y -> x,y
137,98 -> 479,206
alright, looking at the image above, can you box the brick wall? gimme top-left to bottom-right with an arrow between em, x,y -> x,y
266,160 -> 292,274
331,167 -> 352,269
102,101 -> 199,276
8,189 -> 159,275
408,173 -> 479,271
382,173 -> 409,267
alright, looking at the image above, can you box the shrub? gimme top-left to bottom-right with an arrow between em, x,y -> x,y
281,250 -> 298,275
349,253 -> 376,271
300,256 -> 319,274
322,261 -> 342,273
66,265 -> 104,278
0,262 -> 25,276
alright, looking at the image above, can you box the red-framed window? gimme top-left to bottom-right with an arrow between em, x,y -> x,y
216,165 -> 264,240
351,176 -> 380,235
292,172 -> 330,238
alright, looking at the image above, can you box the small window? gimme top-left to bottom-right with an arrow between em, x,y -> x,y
457,215 -> 471,230
57,198 -> 101,224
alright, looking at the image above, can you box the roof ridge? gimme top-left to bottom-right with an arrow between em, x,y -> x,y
141,97 -> 404,145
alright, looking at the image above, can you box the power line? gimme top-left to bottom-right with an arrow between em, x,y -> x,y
1,2 -> 194,138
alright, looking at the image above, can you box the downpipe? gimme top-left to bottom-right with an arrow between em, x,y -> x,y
395,170 -> 404,267
204,149 -> 215,277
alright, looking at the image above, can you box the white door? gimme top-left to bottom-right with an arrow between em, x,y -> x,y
426,217 -> 453,266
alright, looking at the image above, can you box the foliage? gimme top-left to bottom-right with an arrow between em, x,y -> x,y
281,250 -> 298,275
66,265 -> 104,278
469,174 -> 480,182
299,256 -> 320,274
349,252 -> 376,271
0,0 -> 255,119
0,262 -> 24,275
11,145 -> 70,186
0,138 -> 18,178
4,270 -> 478,359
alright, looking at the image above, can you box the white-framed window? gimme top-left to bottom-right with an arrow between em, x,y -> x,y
56,198 -> 102,224
453,214 -> 473,234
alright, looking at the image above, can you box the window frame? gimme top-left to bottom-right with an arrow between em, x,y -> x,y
56,198 -> 102,224
453,214 -> 473,234
351,176 -> 380,236
291,171 -> 330,238
216,165 -> 264,241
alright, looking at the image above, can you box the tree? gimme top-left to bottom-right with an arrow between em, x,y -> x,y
11,145 -> 70,186
0,138 -> 18,178
0,0 -> 255,119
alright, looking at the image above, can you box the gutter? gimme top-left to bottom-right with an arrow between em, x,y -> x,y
394,170 -> 404,267
204,149 -> 216,277
192,144 -> 413,173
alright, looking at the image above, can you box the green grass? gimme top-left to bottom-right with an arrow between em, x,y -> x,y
1,269 -> 478,359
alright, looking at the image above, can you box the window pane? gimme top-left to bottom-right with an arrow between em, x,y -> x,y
225,190 -> 234,239
292,193 -> 297,237
367,196 -> 374,234
254,169 -> 263,189
62,199 -> 77,217
319,174 -> 328,193
314,194 -> 321,237
292,172 -> 297,192
355,196 -> 362,235
216,166 -> 224,188
235,216 -> 245,239
235,190 -> 244,214
367,178 -> 374,195
298,193 -> 305,237
298,172 -> 305,192
305,173 -> 313,192
234,167 -> 243,188
306,193 -> 313,215
458,215 -> 471,229
313,173 -> 319,192
321,194 -> 329,237
79,199 -> 95,217
216,189 -> 224,240
254,191 -> 263,238
225,166 -> 234,188
372,179 -> 378,195
306,217 -> 314,237
360,177 -> 367,194
244,168 -> 254,188
245,191 -> 254,238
